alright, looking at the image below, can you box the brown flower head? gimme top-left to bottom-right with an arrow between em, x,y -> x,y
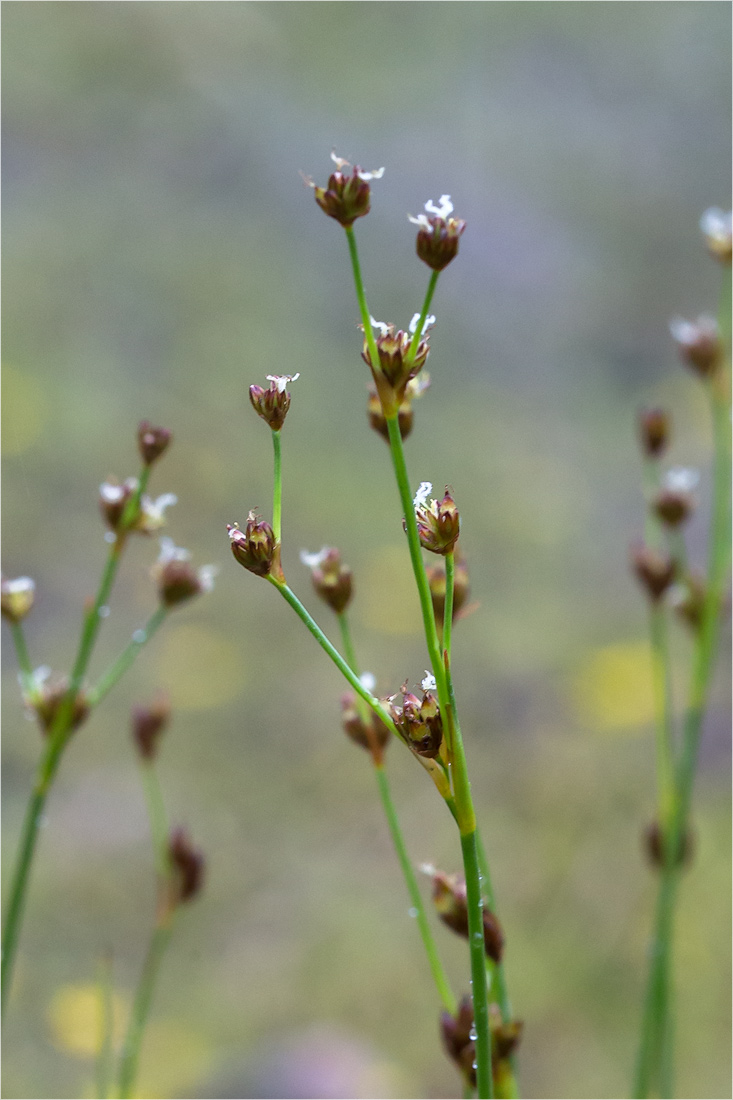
249,374 -> 300,431
700,208 -> 732,264
151,539 -> 216,608
306,153 -> 384,228
300,547 -> 353,614
413,483 -> 460,555
361,316 -> 431,417
228,514 -> 278,578
669,315 -> 723,377
409,195 -> 466,271
1,575 -> 36,623
137,421 -> 172,466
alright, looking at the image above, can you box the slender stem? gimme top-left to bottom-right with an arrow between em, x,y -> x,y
268,578 -> 400,739
461,830 -> 493,1099
444,553 -> 455,663
95,950 -> 115,1100
374,764 -> 456,1015
117,920 -> 174,1099
648,605 -> 677,830
9,621 -> 34,694
87,607 -> 168,708
2,468 -> 150,1014
272,429 -> 283,543
337,611 -> 361,689
407,269 -> 440,359
344,226 -> 381,369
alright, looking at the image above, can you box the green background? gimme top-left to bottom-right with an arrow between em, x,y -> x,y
2,3 -> 730,1098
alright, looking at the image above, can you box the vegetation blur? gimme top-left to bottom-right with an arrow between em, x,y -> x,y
2,4 -> 730,1098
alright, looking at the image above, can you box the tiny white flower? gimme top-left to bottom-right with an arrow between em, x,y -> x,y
669,318 -> 697,344
424,194 -> 453,218
419,862 -> 437,877
197,565 -> 218,593
413,481 -> 433,509
266,373 -> 300,393
357,166 -> 385,181
700,207 -> 732,242
421,671 -> 437,692
663,467 -> 699,494
360,671 -> 377,693
408,313 -> 436,336
408,213 -> 431,228
99,481 -> 129,503
157,536 -> 190,564
145,493 -> 178,524
4,576 -> 35,597
300,547 -> 330,569
369,315 -> 391,337
331,151 -> 351,169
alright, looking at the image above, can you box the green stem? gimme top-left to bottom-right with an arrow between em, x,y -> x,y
374,764 -> 456,1015
116,920 -> 174,1099
461,830 -> 493,1099
407,269 -> 440,360
444,553 -> 455,663
87,607 -> 168,708
9,620 -> 34,695
272,429 -> 283,543
648,604 -> 677,831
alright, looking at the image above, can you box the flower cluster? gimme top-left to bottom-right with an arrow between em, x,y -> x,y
301,547 -> 353,614
307,152 -> 384,228
228,514 -> 278,577
151,538 -> 216,608
428,868 -> 504,963
362,315 -> 432,417
413,483 -> 461,555
99,478 -> 177,536
249,374 -> 300,431
409,195 -> 466,271
388,678 -> 443,759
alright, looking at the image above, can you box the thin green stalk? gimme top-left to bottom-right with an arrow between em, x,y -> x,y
9,620 -> 34,695
407,269 -> 440,359
2,468 -> 150,1014
461,829 -> 493,1100
337,608 -> 456,1014
87,607 -> 168,708
374,764 -> 457,1015
444,552 -> 455,663
272,429 -> 283,543
95,950 -> 115,1100
648,605 -> 676,831
117,920 -> 174,1100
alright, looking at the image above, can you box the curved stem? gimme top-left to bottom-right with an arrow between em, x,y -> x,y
87,607 -> 168,709
117,920 -> 174,1099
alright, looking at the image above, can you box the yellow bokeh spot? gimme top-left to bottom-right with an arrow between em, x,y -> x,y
153,623 -> 247,709
569,639 -> 654,733
358,544 -> 423,636
2,363 -> 49,455
47,983 -> 129,1059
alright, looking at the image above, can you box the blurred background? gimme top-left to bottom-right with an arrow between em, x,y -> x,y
2,4 -> 730,1098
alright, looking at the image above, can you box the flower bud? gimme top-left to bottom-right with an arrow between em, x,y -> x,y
132,694 -> 171,760
362,320 -> 430,417
228,515 -> 278,577
425,555 -> 470,627
341,692 -> 391,762
389,682 -> 443,758
700,208 -> 732,264
26,668 -> 90,736
249,374 -> 300,431
440,996 -> 476,1088
307,153 -> 384,228
137,421 -> 172,466
368,373 -> 430,443
301,548 -> 352,613
670,315 -> 723,377
430,869 -> 504,963
652,467 -> 698,528
413,484 -> 460,555
409,196 -> 466,271
638,408 -> 670,458
643,820 -> 694,869
1,576 -> 36,623
168,827 -> 205,904
100,478 -> 177,536
151,539 -> 216,607
630,543 -> 676,602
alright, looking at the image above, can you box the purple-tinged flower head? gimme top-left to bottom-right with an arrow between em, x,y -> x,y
630,543 -> 676,602
228,514 -> 278,578
413,482 -> 460,555
341,674 -> 391,764
300,547 -> 353,614
168,827 -> 205,904
669,315 -> 723,378
305,152 -> 384,228
24,666 -> 90,736
638,408 -> 670,458
409,195 -> 466,271
249,374 -> 300,431
388,675 -> 443,759
137,421 -> 172,466
151,538 -> 216,608
132,693 -> 171,761
1,575 -> 36,623
427,866 -> 504,963
368,371 -> 430,443
700,208 -> 732,264
362,315 -> 432,417
440,996 -> 477,1088
100,477 -> 177,536
652,467 -> 699,528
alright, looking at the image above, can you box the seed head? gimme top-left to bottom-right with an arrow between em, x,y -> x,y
409,195 -> 466,271
638,408 -> 670,458
99,478 -> 177,536
1,575 -> 36,623
228,515 -> 278,577
440,996 -> 477,1088
389,682 -> 443,758
168,827 -> 205,904
249,374 -> 300,431
669,315 -> 722,377
137,421 -> 172,466
151,538 -> 216,607
306,152 -> 384,228
131,693 -> 171,760
300,547 -> 353,614
413,485 -> 460,555
25,667 -> 90,736
630,543 -> 676,602
430,869 -> 504,963
362,318 -> 430,417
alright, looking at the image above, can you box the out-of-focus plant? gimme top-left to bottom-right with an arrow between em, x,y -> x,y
631,209 -> 731,1098
228,154 -> 521,1099
1,424 -> 214,1018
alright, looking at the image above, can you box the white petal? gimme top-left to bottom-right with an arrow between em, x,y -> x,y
421,671 -> 437,692
424,194 -> 453,218
266,373 -> 299,393
357,166 -> 385,181
663,467 -> 699,493
198,565 -> 218,592
413,481 -> 432,509
4,576 -> 35,595
300,547 -> 330,568
408,313 -> 436,335
408,213 -> 431,228
157,536 -> 190,564
331,151 -> 351,169
700,207 -> 732,239
369,316 -> 390,337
